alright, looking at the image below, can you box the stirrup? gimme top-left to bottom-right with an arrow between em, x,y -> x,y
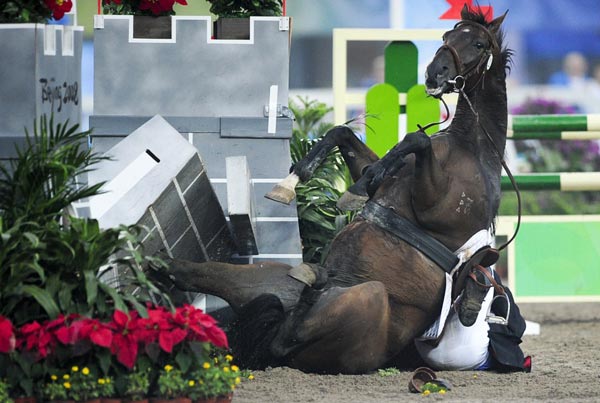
486,293 -> 510,326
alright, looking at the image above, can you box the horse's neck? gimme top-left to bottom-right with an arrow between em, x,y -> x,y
449,77 -> 508,161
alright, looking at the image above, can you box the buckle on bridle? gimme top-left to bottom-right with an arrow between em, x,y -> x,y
447,75 -> 465,92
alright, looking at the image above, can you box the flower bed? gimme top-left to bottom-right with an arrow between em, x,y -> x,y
1,305 -> 245,402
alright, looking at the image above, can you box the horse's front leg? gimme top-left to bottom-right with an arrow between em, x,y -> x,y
266,126 -> 379,204
338,130 -> 434,210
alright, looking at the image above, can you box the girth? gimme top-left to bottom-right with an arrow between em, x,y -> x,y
359,201 -> 459,273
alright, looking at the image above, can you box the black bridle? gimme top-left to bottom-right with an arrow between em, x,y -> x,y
438,20 -> 499,93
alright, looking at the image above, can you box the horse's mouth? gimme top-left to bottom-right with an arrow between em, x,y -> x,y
426,82 -> 451,98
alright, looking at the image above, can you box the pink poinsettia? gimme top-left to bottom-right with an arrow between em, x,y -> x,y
0,316 -> 16,354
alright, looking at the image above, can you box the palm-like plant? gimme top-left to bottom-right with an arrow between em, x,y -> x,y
0,116 -> 171,325
289,97 -> 355,263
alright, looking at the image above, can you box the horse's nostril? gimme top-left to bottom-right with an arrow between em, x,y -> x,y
442,65 -> 449,71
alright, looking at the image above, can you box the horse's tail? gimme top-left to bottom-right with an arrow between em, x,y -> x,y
227,293 -> 286,369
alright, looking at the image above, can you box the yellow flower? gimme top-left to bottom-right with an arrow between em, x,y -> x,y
202,362 -> 211,369
235,377 -> 241,385
98,378 -> 106,385
82,367 -> 90,375
422,390 -> 431,396
231,365 -> 239,372
63,382 -> 71,389
214,357 -> 219,363
106,378 -> 111,384
225,354 -> 233,362
223,367 -> 230,373
50,375 -> 58,381
63,374 -> 70,380
248,375 -> 255,380
71,366 -> 79,372
164,364 -> 174,372
439,389 -> 446,395
188,380 -> 195,387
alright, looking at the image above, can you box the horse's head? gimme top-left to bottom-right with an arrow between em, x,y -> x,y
425,6 -> 508,98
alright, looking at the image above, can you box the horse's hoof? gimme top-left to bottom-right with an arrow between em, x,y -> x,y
265,185 -> 296,205
288,263 -> 317,286
337,191 -> 368,211
265,173 -> 300,205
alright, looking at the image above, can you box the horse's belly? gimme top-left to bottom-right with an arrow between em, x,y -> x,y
324,219 -> 445,302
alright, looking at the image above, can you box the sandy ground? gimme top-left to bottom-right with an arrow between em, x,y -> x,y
231,302 -> 600,402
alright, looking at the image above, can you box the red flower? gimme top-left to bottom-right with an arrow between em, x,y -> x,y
138,0 -> 185,16
110,310 -> 139,369
45,0 -> 73,21
0,316 -> 16,354
74,317 -> 113,348
19,320 -> 55,358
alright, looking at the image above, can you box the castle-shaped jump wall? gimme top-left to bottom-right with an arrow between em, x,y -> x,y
90,16 -> 302,311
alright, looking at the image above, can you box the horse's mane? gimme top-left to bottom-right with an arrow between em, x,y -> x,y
462,6 -> 514,73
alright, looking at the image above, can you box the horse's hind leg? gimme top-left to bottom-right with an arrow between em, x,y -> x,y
271,281 -> 392,374
166,259 -> 305,312
266,125 -> 379,204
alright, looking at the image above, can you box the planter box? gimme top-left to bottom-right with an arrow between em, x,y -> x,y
0,23 -> 83,159
93,15 -> 290,118
214,17 -> 250,39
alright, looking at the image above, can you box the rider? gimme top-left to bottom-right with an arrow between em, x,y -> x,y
414,229 -> 531,372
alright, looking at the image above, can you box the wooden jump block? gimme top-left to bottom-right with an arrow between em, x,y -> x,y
89,115 -> 236,263
226,156 -> 259,255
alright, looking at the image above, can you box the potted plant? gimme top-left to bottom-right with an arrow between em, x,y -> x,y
124,367 -> 151,403
0,378 -> 14,403
206,0 -> 283,39
42,374 -> 71,403
0,0 -> 72,23
102,0 -> 188,39
97,376 -> 119,403
154,365 -> 188,403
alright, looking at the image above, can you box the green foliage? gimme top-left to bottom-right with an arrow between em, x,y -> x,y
206,0 -> 282,18
0,0 -> 52,23
0,378 -> 14,403
0,116 -> 172,326
377,367 -> 401,377
289,97 -> 355,263
124,367 -> 151,400
42,376 -> 68,401
157,365 -> 186,398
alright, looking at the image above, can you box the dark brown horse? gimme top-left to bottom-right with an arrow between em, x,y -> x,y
165,7 -> 512,374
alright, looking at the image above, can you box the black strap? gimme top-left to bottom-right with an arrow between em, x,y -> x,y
359,202 -> 459,273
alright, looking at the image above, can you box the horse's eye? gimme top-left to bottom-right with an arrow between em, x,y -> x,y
475,42 -> 485,50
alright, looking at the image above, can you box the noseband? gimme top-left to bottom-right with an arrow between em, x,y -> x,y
438,20 -> 500,92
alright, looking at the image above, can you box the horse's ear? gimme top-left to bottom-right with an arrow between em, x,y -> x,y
460,4 -> 470,20
489,10 -> 508,33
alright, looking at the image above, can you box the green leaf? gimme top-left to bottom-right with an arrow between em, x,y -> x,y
21,285 -> 60,318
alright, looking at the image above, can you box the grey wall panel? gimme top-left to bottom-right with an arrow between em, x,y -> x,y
94,16 -> 290,118
191,133 -> 292,179
0,25 -> 82,157
254,221 -> 302,255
